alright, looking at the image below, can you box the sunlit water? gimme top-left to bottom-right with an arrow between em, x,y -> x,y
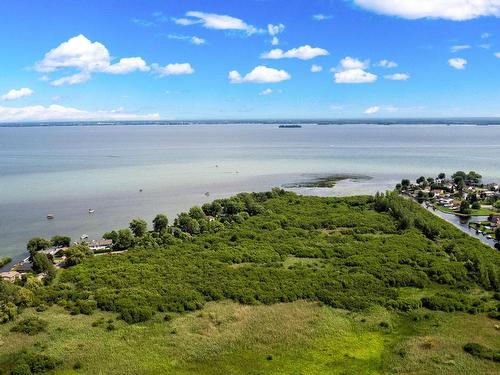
1,124 -> 499,261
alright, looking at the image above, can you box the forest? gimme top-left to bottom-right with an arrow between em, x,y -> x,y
1,189 -> 499,374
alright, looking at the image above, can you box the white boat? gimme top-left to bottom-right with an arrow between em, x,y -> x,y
47,214 -> 55,220
80,234 -> 88,240
88,209 -> 95,214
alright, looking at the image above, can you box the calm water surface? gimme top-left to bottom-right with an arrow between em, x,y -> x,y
1,124 -> 499,260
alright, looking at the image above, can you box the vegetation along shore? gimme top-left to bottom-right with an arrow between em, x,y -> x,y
1,186 -> 499,374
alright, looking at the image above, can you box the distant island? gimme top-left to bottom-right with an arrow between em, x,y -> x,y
1,188 -> 499,373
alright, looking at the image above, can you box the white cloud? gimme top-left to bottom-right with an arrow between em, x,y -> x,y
450,44 -> 471,52
261,45 -> 329,60
339,57 -> 369,70
176,11 -> 259,34
267,23 -> 284,45
2,88 -> 34,101
51,72 -> 91,86
375,59 -> 398,68
259,88 -> 282,96
311,64 -> 323,73
151,63 -> 195,77
478,43 -> 491,49
335,69 -> 377,83
353,0 -> 500,21
35,34 -> 153,85
364,106 -> 380,114
167,34 -> 206,45
333,57 -> 377,83
0,104 -> 159,122
384,73 -> 410,81
228,66 -> 291,84
448,57 -> 467,69
268,23 -> 284,36
313,14 -> 333,21
481,32 -> 491,38
104,57 -> 150,74
191,36 -> 206,45
494,52 -> 500,58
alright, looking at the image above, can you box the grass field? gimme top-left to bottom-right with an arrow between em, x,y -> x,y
0,300 -> 499,374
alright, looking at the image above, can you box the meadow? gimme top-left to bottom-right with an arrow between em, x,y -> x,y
1,190 -> 499,374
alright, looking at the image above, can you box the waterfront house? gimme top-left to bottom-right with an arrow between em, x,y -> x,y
88,239 -> 113,251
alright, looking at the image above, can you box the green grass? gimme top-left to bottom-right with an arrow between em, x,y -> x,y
0,302 -> 498,374
433,204 -> 498,217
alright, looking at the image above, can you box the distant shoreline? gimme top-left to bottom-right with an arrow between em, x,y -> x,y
1,119 -> 500,128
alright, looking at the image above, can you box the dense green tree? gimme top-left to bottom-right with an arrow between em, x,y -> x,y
113,229 -> 135,251
32,252 -> 53,274
51,235 -> 71,247
103,230 -> 118,243
401,179 -> 410,188
471,202 -> 481,210
188,206 -> 206,220
175,213 -> 200,235
416,176 -> 426,184
65,244 -> 92,267
152,214 -> 169,233
460,200 -> 471,215
202,201 -> 223,217
129,219 -> 148,237
26,237 -> 51,258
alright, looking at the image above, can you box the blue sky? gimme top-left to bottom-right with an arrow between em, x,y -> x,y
0,0 -> 499,121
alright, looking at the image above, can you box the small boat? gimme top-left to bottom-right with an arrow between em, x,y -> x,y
279,124 -> 302,128
47,214 -> 55,220
139,188 -> 143,192
204,192 -> 210,197
486,235 -> 492,240
88,209 -> 95,214
80,234 -> 88,240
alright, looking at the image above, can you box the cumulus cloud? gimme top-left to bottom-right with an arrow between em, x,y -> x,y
0,104 -> 159,122
311,64 -> 323,73
151,63 -> 195,77
448,57 -> 467,69
450,44 -> 471,52
175,11 -> 260,34
261,45 -> 329,60
104,57 -> 150,74
494,52 -> 500,58
353,0 -> 500,21
228,66 -> 291,84
481,32 -> 491,38
35,35 -> 193,85
364,106 -> 380,114
313,14 -> 333,21
384,73 -> 410,81
375,59 -> 398,68
2,88 -> 34,101
268,23 -> 284,45
333,57 -> 377,83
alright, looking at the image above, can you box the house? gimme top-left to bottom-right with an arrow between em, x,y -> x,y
0,271 -> 21,282
41,247 -> 65,257
15,262 -> 33,273
87,239 -> 113,251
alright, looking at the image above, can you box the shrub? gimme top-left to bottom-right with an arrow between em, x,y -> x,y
11,317 -> 48,335
463,343 -> 500,362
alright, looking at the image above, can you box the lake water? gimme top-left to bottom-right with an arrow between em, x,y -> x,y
1,123 -> 499,261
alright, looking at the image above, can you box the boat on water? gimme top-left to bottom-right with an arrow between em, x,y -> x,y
80,234 -> 89,240
279,124 -> 302,128
204,192 -> 210,197
88,209 -> 95,214
47,214 -> 55,220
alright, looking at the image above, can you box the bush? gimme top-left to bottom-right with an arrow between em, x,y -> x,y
463,343 -> 500,362
11,317 -> 48,335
